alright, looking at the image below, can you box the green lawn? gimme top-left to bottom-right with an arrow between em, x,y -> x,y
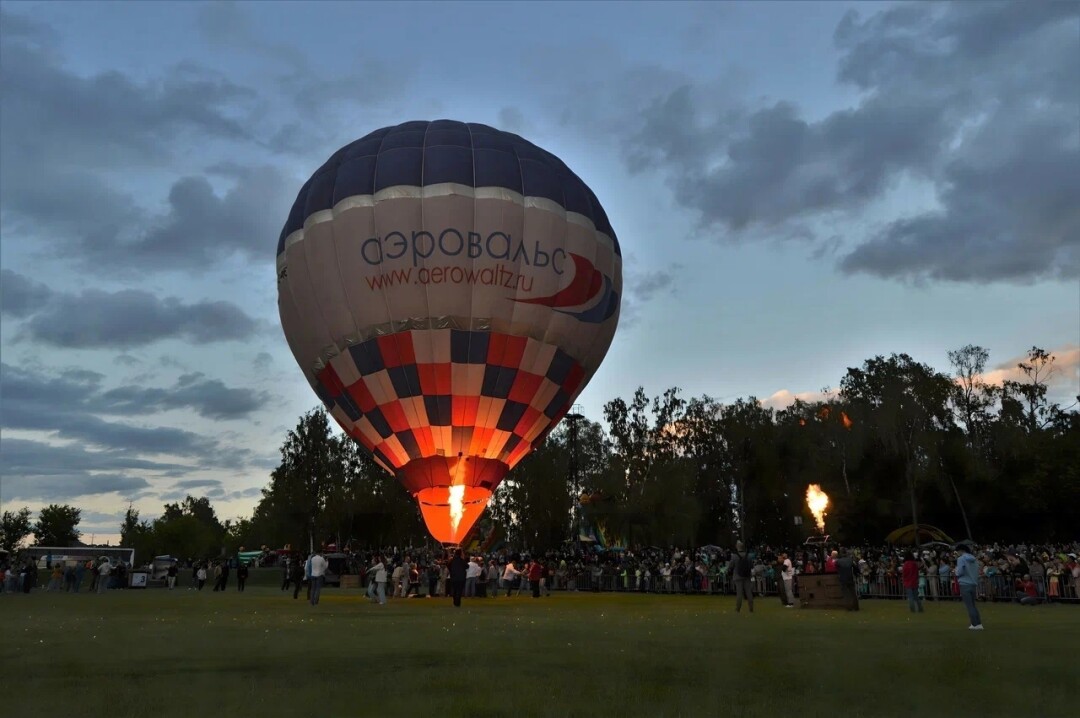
2,573 -> 1076,718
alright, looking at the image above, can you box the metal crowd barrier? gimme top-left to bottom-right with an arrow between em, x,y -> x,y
550,570 -> 1080,603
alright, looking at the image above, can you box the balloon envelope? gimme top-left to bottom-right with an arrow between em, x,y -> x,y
277,120 -> 621,544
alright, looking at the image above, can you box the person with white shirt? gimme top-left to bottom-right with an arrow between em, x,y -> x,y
465,558 -> 481,597
308,551 -> 328,606
367,555 -> 387,605
781,553 -> 795,607
502,560 -> 521,597
97,561 -> 111,594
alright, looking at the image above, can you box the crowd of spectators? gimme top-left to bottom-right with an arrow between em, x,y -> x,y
266,540 -> 1080,604
5,541 -> 1077,604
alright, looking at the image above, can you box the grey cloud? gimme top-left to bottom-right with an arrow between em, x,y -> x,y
0,269 -> 52,318
0,363 -> 255,464
497,107 -> 528,133
619,3 -> 1079,283
98,372 -> 271,420
174,479 -> 222,489
0,10 -> 287,276
114,354 -> 142,367
253,352 -> 273,371
3,270 -> 258,348
619,263 -> 681,328
0,438 -> 169,501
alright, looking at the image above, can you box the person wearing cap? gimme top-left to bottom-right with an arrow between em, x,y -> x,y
727,541 -> 754,614
956,543 -> 983,630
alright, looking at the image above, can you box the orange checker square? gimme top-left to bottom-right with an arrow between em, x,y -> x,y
347,425 -> 375,451
508,371 -> 544,404
524,414 -> 552,443
468,426 -> 498,456
506,441 -> 531,467
485,429 -> 514,458
563,363 -> 586,394
376,333 -> 416,367
474,396 -> 504,431
410,424 -> 436,456
400,396 -> 429,428
345,379 -> 377,413
431,425 -> 453,454
417,363 -> 452,394
487,332 -> 527,367
379,400 -> 411,433
514,405 -> 544,437
451,396 -> 481,426
374,439 -> 406,468
316,364 -> 345,396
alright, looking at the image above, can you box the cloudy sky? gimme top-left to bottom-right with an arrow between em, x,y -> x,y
2,1 -> 1077,543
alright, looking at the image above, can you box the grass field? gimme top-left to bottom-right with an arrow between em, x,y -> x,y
3,570 -> 1076,718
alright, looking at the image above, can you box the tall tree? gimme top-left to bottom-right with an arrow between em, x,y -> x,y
841,354 -> 955,545
0,507 -> 33,553
33,504 -> 82,546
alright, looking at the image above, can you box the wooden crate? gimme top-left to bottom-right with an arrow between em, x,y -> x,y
797,574 -> 853,609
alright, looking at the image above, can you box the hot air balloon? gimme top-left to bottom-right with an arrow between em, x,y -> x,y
277,120 -> 621,545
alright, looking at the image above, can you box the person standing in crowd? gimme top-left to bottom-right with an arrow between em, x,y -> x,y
781,553 -> 795,607
528,558 -> 544,598
196,563 -> 207,591
836,548 -> 858,611
290,557 -> 305,599
448,548 -> 468,608
486,561 -> 500,598
219,560 -> 231,592
728,541 -> 754,614
367,555 -> 387,605
97,561 -> 111,594
427,561 -> 440,598
236,561 -> 249,592
502,558 -> 521,597
166,562 -> 177,590
956,543 -> 984,630
74,560 -> 86,593
902,551 -> 924,613
308,549 -> 328,606
825,551 -> 838,574
281,556 -> 292,591
465,556 -> 480,598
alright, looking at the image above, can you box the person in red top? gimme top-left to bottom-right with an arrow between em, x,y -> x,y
527,559 -> 544,598
1015,575 -> 1039,606
902,551 -> 924,613
824,550 -> 838,574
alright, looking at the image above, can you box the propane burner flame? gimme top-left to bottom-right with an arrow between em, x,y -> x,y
806,484 -> 829,532
448,485 -> 466,538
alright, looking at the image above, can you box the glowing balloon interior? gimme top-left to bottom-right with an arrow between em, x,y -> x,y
277,120 -> 621,544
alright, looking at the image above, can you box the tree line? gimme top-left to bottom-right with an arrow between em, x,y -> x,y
1,345 -> 1075,558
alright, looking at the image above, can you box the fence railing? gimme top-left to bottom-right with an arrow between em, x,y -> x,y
325,571 -> 1080,604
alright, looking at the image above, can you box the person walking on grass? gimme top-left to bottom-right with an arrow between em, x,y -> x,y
97,561 -> 112,594
196,564 -> 207,591
903,551 -> 924,613
956,542 -> 983,630
528,558 -> 544,598
367,555 -> 387,605
290,558 -> 305,600
502,559 -> 521,597
728,541 -> 754,614
166,562 -> 177,590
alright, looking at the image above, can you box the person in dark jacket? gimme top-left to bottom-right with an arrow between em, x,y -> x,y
236,562 -> 249,592
290,559 -> 305,599
448,548 -> 468,607
836,549 -> 859,611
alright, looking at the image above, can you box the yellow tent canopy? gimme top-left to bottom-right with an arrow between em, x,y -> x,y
884,524 -> 955,546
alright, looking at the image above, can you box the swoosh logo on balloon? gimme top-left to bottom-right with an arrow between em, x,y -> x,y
512,253 -> 618,323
